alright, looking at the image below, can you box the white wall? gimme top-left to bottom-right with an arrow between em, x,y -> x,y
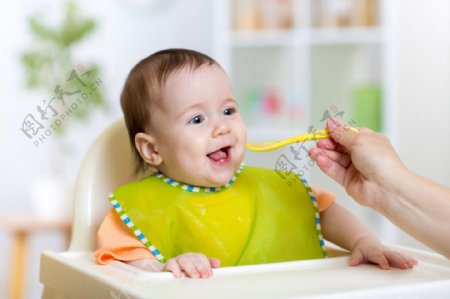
394,0 -> 450,249
396,0 -> 450,185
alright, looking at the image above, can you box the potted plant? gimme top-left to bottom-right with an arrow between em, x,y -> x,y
21,1 -> 106,219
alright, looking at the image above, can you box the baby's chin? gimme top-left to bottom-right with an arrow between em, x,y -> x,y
205,180 -> 230,188
204,168 -> 241,188
200,174 -> 232,188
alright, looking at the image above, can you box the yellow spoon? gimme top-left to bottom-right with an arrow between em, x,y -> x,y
246,125 -> 359,152
246,129 -> 330,152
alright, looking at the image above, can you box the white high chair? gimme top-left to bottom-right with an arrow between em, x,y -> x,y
40,119 -> 450,299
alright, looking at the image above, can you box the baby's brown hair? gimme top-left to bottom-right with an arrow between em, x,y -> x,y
120,48 -> 219,174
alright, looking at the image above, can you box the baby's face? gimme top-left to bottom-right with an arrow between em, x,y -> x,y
148,64 -> 247,187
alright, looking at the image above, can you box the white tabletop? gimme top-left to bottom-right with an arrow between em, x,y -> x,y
40,245 -> 450,299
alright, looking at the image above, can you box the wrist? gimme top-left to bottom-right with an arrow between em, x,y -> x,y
127,258 -> 165,272
372,166 -> 413,214
351,234 -> 379,250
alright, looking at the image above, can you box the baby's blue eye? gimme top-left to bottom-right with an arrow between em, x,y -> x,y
189,115 -> 205,125
223,107 -> 236,116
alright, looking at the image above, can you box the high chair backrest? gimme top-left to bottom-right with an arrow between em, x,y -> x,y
69,119 -> 137,251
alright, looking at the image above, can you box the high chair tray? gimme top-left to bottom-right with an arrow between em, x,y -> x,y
40,245 -> 450,299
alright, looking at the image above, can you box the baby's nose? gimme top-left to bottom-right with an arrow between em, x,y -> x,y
212,120 -> 231,137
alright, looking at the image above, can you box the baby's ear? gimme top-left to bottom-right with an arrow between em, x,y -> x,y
135,132 -> 163,166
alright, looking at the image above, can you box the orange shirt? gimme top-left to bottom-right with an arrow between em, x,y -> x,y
95,185 -> 335,265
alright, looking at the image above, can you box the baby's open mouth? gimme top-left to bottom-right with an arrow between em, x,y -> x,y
207,146 -> 231,165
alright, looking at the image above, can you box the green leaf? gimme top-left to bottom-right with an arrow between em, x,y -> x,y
20,1 -> 107,137
28,17 -> 58,41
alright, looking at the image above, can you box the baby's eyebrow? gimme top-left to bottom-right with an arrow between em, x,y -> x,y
175,101 -> 204,120
224,98 -> 238,106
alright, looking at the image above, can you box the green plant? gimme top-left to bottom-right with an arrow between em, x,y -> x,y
21,1 -> 106,134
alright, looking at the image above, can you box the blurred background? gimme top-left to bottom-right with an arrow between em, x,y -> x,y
1,0 -> 449,298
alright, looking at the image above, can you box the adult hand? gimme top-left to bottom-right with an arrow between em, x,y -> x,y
310,118 -> 450,259
309,119 -> 405,210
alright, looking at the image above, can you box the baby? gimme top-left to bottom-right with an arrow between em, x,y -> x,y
95,48 -> 417,278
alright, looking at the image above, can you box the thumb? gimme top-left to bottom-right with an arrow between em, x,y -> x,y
327,118 -> 359,149
349,249 -> 364,267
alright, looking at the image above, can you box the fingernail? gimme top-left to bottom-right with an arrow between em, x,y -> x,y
311,151 -> 322,161
327,119 -> 338,131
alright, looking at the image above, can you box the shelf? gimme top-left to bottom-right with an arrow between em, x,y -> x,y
309,28 -> 383,45
231,28 -> 382,48
231,29 -> 297,48
215,0 -> 388,138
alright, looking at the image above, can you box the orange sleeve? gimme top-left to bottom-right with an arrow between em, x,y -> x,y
311,185 -> 336,212
94,209 -> 156,265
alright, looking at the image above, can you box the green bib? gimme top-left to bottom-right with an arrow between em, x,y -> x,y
109,166 -> 326,266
